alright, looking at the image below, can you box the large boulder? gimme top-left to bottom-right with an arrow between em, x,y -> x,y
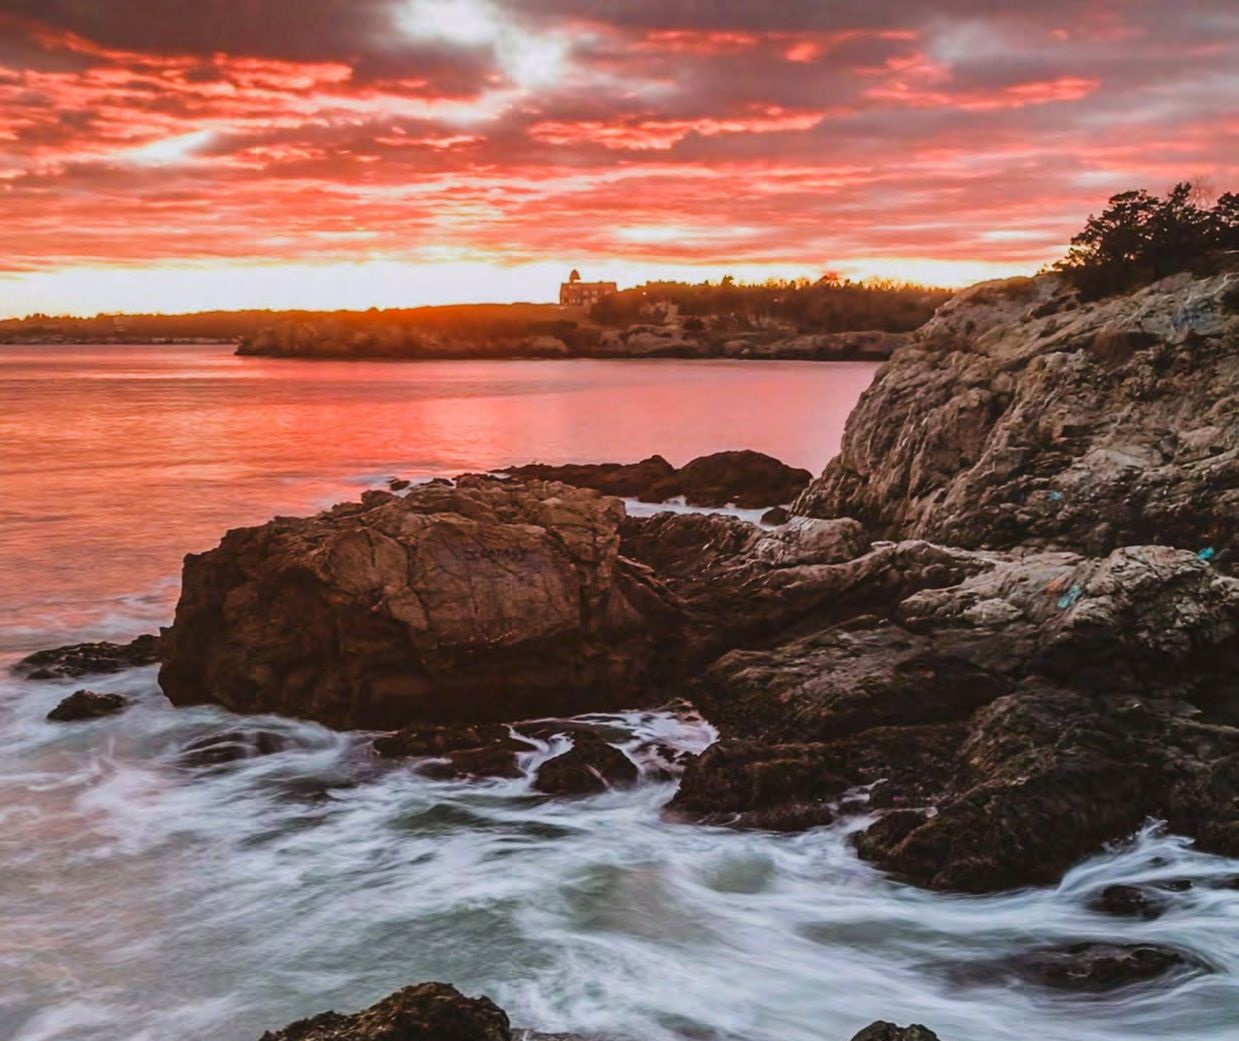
795,269 -> 1239,568
159,478 -> 680,729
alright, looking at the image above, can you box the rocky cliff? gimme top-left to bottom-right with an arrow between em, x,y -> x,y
794,268 -> 1237,567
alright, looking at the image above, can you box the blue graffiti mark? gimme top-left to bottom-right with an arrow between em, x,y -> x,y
1056,583 -> 1084,610
1197,547 -> 1216,562
1171,302 -> 1205,334
1048,490 -> 1064,503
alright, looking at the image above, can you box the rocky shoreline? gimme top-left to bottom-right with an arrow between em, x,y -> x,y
236,323 -> 904,362
17,264 -> 1237,1040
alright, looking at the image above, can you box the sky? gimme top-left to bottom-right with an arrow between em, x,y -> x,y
0,1 -> 1235,317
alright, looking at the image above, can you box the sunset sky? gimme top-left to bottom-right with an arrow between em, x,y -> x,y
1,0 -> 1235,317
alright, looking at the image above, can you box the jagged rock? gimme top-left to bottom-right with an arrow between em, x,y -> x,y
179,729 -> 288,767
159,478 -> 680,730
257,981 -> 510,1041
45,689 -> 129,722
761,506 -> 790,525
374,723 -> 537,779
16,633 -> 160,679
532,734 -> 639,795
671,541 -> 1239,891
850,1024 -> 941,1041
795,268 -> 1239,569
504,450 -> 811,508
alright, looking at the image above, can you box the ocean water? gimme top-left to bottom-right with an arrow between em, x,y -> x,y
0,345 -> 1235,1041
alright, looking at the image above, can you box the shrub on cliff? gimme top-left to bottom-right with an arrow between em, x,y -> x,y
1055,182 -> 1238,299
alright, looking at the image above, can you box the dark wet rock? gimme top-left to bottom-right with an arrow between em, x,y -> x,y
669,739 -> 847,830
677,450 -> 813,508
388,478 -> 411,491
257,981 -> 510,1041
160,477 -> 681,730
850,1024 -> 941,1041
45,689 -> 129,722
996,942 -> 1212,992
374,723 -> 536,779
794,269 -> 1239,568
671,540 -> 1239,892
503,450 -> 811,508
17,633 -> 160,679
532,734 -> 639,795
761,506 -> 790,525
1088,883 -> 1169,920
180,729 -> 288,767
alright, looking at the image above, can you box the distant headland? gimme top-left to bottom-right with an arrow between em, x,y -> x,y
0,275 -> 951,363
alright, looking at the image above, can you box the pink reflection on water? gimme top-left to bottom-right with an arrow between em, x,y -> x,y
0,344 -> 877,650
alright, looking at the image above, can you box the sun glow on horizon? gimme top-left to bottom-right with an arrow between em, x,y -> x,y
0,254 -> 1043,319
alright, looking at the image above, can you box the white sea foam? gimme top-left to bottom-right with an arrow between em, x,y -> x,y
1,664 -> 1236,1041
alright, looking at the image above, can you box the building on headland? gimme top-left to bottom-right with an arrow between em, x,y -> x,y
559,269 -> 617,308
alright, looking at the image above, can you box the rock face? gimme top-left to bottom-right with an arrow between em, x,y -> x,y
503,450 -> 812,508
667,540 -> 1239,891
159,478 -> 680,730
257,982 -> 510,1041
16,634 -> 160,679
45,689 -> 129,722
795,269 -> 1238,568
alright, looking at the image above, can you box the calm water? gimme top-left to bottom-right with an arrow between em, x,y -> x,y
0,345 -> 874,652
1,345 -> 1236,1041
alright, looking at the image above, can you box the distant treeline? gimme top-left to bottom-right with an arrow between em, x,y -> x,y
0,303 -> 581,347
591,276 -> 952,333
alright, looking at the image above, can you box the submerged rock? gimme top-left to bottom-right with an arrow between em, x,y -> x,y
159,478 -> 680,730
503,450 -> 811,508
374,722 -> 536,779
533,733 -> 639,795
990,942 -> 1212,992
1087,883 -> 1170,920
257,982 -> 510,1041
45,689 -> 129,722
179,729 -> 288,767
16,633 -> 160,679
